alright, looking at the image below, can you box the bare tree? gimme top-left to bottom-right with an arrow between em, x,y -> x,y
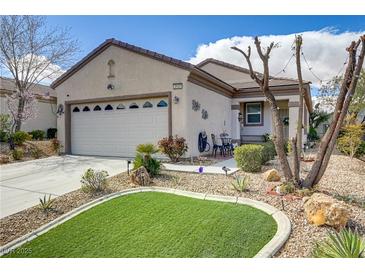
303,36 -> 365,187
232,35 -> 365,188
231,38 -> 294,182
0,16 -> 78,132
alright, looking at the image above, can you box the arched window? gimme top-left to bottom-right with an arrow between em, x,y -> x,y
116,103 -> 125,110
157,100 -> 168,108
129,103 -> 139,109
82,106 -> 90,112
93,105 -> 102,111
72,106 -> 80,112
105,104 -> 113,111
143,101 -> 153,108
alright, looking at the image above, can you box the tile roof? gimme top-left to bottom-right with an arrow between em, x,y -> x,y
0,77 -> 55,97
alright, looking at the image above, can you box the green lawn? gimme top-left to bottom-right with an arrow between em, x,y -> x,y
3,192 -> 277,258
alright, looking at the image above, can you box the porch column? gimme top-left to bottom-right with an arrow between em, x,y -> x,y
288,101 -> 300,141
231,104 -> 241,144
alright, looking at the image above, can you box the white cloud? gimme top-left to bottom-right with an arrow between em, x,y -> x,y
188,29 -> 364,88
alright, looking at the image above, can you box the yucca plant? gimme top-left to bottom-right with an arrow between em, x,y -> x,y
230,175 -> 250,193
39,194 -> 54,212
312,229 -> 365,258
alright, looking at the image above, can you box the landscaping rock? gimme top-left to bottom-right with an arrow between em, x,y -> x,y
130,166 -> 151,186
0,154 -> 10,164
263,169 -> 281,182
303,193 -> 349,229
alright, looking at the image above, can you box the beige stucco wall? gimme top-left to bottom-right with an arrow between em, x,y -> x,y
55,45 -> 190,153
0,96 -> 57,132
198,62 -> 252,83
185,81 -> 232,157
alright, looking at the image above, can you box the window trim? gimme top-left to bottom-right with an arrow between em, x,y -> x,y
244,102 -> 264,126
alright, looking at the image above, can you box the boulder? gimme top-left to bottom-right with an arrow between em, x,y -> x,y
130,166 -> 151,186
263,169 -> 281,182
303,193 -> 349,229
0,155 -> 10,164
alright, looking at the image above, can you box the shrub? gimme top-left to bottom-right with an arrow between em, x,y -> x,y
158,135 -> 188,162
337,124 -> 364,159
312,229 -> 365,258
12,131 -> 31,145
12,148 -> 24,160
30,147 -> 42,159
30,130 -> 45,140
81,168 -> 109,193
51,138 -> 61,153
279,182 -> 295,194
134,143 -> 161,176
0,114 -> 11,142
39,195 -> 54,212
47,128 -> 57,139
261,141 -> 276,164
231,175 -> 250,192
234,144 -> 262,172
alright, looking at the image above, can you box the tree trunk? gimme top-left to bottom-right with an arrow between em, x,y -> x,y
14,95 -> 25,132
291,137 -> 300,184
295,35 -> 304,163
303,36 -> 365,188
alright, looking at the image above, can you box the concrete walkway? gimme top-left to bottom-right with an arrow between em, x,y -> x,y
0,155 -> 127,218
163,158 -> 239,175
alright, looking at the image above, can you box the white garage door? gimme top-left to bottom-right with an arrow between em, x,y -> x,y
71,98 -> 169,157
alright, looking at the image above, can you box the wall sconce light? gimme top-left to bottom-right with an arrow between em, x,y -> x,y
56,104 -> 64,116
238,112 -> 244,123
107,84 -> 115,90
173,96 -> 180,104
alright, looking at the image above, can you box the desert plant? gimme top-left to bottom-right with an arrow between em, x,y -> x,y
234,144 -> 262,172
337,124 -> 364,159
12,148 -> 24,160
39,194 -> 54,212
279,182 -> 295,194
12,131 -> 32,145
231,175 -> 250,192
29,129 -> 45,140
134,153 -> 161,176
312,229 -> 365,258
30,147 -> 42,159
134,143 -> 161,176
81,168 -> 109,193
158,135 -> 188,162
47,128 -> 57,139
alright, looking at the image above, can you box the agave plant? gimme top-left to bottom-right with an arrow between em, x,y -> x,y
312,228 -> 365,258
39,194 -> 54,212
230,175 -> 250,193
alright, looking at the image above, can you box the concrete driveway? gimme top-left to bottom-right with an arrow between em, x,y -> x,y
0,155 -> 128,219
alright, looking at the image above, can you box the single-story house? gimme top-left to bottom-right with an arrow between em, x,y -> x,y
51,38 -> 312,158
0,77 -> 57,132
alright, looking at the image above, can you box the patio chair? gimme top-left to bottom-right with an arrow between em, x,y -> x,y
211,134 -> 223,157
221,137 -> 233,156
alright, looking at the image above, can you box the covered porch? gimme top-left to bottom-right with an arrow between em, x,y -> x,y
231,95 -> 308,146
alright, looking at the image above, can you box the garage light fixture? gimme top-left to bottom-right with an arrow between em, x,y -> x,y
173,96 -> 179,104
107,84 -> 115,90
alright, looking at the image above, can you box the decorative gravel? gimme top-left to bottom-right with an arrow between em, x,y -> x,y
1,154 -> 364,258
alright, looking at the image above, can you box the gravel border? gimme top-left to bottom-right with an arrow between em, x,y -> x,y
0,187 -> 291,258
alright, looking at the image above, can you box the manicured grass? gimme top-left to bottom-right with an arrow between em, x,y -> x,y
4,192 -> 277,258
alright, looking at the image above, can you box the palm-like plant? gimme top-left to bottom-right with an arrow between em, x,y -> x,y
136,143 -> 159,158
312,229 -> 365,258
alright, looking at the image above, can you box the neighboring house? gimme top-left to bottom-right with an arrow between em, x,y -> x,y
51,38 -> 312,158
0,77 -> 57,132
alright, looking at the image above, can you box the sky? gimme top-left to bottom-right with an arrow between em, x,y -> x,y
42,16 -> 365,94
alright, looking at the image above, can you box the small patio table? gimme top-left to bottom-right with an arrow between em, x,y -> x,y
220,137 -> 233,157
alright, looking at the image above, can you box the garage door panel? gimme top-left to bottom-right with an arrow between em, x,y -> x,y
71,98 -> 168,157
